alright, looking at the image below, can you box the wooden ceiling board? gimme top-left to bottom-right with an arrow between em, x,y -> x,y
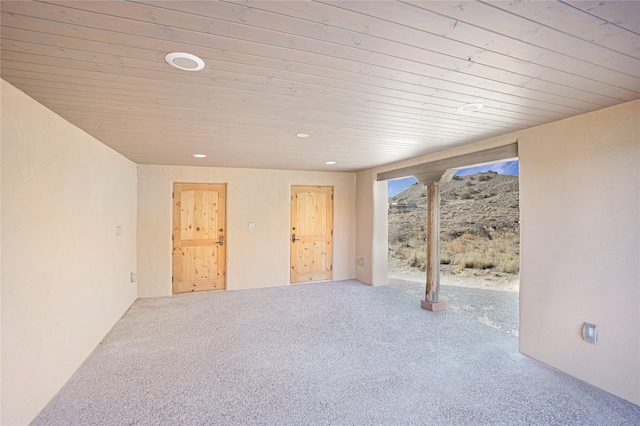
485,1 -> 639,58
0,50 -> 549,132
565,1 -> 640,34
2,68 -> 576,133
406,1 -> 640,76
1,0 -> 638,171
3,2 -> 606,113
2,8 -> 610,114
316,1 -> 640,92
83,0 -> 637,106
1,27 -> 581,123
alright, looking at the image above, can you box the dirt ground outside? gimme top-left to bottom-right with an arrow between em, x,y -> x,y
388,258 -> 520,293
387,258 -> 520,337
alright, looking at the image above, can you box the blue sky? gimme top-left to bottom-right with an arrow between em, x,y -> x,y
455,159 -> 519,176
387,160 -> 519,197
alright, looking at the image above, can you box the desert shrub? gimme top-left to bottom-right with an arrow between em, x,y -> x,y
478,174 -> 492,182
407,252 -> 426,271
499,258 -> 520,274
461,192 -> 472,200
388,244 -> 412,261
448,238 -> 466,252
438,231 -> 519,274
452,175 -> 462,181
462,254 -> 495,269
465,181 -> 474,186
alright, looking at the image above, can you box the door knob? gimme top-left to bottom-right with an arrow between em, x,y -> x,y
292,234 -> 298,243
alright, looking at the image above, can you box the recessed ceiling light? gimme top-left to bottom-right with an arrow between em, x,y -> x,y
325,161 -> 337,165
165,52 -> 205,71
456,103 -> 484,113
192,154 -> 207,158
296,133 -> 309,138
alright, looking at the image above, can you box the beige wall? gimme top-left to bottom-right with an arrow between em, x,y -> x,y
518,100 -> 639,405
137,165 -> 356,297
355,169 -> 388,286
0,80 -> 139,425
356,100 -> 640,405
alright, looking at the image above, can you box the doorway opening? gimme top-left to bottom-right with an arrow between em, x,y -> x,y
387,160 -> 520,335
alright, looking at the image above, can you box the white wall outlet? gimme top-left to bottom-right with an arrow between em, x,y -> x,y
248,222 -> 255,229
116,226 -> 122,236
358,258 -> 365,266
130,272 -> 137,283
582,322 -> 598,344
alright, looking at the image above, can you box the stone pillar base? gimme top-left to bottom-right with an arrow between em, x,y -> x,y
421,299 -> 447,312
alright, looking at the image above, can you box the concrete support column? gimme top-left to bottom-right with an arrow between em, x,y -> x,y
421,183 -> 447,312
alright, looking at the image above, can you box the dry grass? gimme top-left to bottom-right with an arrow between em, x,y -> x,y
389,231 -> 520,274
442,231 -> 520,274
388,172 -> 520,277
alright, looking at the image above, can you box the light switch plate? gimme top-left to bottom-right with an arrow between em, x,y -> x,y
582,322 -> 598,344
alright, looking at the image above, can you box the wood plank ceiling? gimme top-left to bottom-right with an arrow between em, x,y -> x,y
1,1 -> 639,172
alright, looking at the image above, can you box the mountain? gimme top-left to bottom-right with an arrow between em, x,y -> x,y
388,172 -> 520,275
390,172 -> 519,239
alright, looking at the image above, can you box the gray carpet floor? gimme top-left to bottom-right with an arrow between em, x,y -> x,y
33,279 -> 640,425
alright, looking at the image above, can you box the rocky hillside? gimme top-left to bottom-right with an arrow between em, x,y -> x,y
390,172 -> 519,240
389,172 -> 520,275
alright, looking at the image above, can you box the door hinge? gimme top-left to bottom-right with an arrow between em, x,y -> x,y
171,234 -> 174,241
171,276 -> 174,283
330,265 -> 333,271
331,229 -> 333,236
331,194 -> 334,200
172,192 -> 174,199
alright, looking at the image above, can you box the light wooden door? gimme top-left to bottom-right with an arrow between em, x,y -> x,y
173,183 -> 226,293
290,186 -> 333,283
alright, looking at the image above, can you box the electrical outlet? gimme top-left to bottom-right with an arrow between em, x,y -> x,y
582,322 -> 598,344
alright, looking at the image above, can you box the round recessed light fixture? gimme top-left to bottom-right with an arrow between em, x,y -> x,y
456,103 -> 484,113
296,133 -> 310,138
192,154 -> 207,158
325,161 -> 337,165
165,52 -> 205,71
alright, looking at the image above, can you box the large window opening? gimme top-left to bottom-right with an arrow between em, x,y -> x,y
387,160 -> 520,334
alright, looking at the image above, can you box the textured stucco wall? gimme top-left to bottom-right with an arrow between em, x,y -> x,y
356,100 -> 640,405
1,80 -> 138,425
517,100 -> 639,405
137,165 -> 356,297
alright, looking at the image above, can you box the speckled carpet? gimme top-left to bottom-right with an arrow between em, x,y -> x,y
32,280 -> 639,425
